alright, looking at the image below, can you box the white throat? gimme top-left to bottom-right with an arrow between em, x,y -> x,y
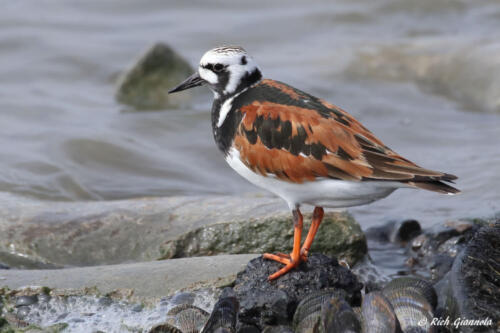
217,89 -> 245,127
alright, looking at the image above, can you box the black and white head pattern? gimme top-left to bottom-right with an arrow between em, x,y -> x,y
199,46 -> 261,98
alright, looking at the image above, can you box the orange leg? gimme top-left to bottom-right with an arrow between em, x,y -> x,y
263,209 -> 303,280
300,207 -> 324,259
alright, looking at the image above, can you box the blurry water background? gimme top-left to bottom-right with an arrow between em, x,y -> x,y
1,0 -> 499,229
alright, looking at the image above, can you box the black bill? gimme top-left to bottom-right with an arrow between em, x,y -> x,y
168,72 -> 205,94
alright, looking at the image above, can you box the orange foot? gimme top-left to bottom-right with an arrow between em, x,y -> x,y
263,252 -> 304,280
263,207 -> 324,281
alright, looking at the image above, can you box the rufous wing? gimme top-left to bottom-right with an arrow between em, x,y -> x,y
232,82 -> 459,194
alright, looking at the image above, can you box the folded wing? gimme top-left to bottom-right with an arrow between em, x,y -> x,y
233,85 -> 459,194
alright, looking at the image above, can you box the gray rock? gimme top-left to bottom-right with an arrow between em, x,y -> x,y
0,254 -> 257,302
237,324 -> 261,333
160,210 -> 367,267
115,42 -> 194,110
405,219 -> 481,282
0,195 -> 366,269
365,219 -> 421,245
0,250 -> 59,270
170,292 -> 196,306
262,325 -> 293,333
389,219 -> 421,244
98,297 -> 113,307
131,304 -> 143,312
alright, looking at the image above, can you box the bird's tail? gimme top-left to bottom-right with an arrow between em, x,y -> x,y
405,173 -> 460,195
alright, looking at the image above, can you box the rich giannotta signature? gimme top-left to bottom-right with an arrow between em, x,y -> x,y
419,316 -> 494,329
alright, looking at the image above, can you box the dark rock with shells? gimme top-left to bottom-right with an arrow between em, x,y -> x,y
248,275 -> 438,333
360,217 -> 499,333
284,276 -> 438,333
233,253 -> 363,330
148,253 -> 449,333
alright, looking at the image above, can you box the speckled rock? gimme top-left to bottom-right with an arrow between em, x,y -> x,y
116,42 -> 194,110
0,195 -> 365,269
160,210 -> 367,267
233,253 -> 362,329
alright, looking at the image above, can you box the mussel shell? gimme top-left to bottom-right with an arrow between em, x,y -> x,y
262,325 -> 294,333
382,288 -> 434,333
201,296 -> 239,333
167,304 -> 209,333
15,295 -> 38,307
321,297 -> 361,333
361,292 -> 402,333
383,277 -> 437,310
167,304 -> 209,316
293,289 -> 346,329
149,323 -> 183,333
295,313 -> 322,333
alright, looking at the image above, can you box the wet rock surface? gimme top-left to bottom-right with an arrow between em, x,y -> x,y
0,255 -> 257,301
404,219 -> 481,282
441,222 -> 500,333
363,217 -> 499,332
365,219 -> 422,245
362,218 -> 482,284
115,42 -> 194,110
161,210 -> 367,266
0,195 -> 366,269
233,253 -> 362,329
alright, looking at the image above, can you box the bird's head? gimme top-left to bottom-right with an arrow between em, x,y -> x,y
169,46 -> 262,98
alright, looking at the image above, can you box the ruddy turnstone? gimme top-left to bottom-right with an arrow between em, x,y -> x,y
169,46 -> 459,280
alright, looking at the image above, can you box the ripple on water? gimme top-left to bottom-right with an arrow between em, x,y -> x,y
0,0 -> 499,229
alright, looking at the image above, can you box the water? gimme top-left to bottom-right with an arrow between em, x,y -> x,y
14,290 -> 217,333
1,1 -> 499,229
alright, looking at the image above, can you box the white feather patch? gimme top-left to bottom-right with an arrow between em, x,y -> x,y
216,89 -> 248,127
198,67 -> 218,85
217,96 -> 234,127
224,66 -> 248,95
225,148 -> 402,209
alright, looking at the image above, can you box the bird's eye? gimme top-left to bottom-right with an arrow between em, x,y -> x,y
213,63 -> 224,72
205,64 -> 213,70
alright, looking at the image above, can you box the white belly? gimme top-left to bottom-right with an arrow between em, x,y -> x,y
226,148 -> 403,210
